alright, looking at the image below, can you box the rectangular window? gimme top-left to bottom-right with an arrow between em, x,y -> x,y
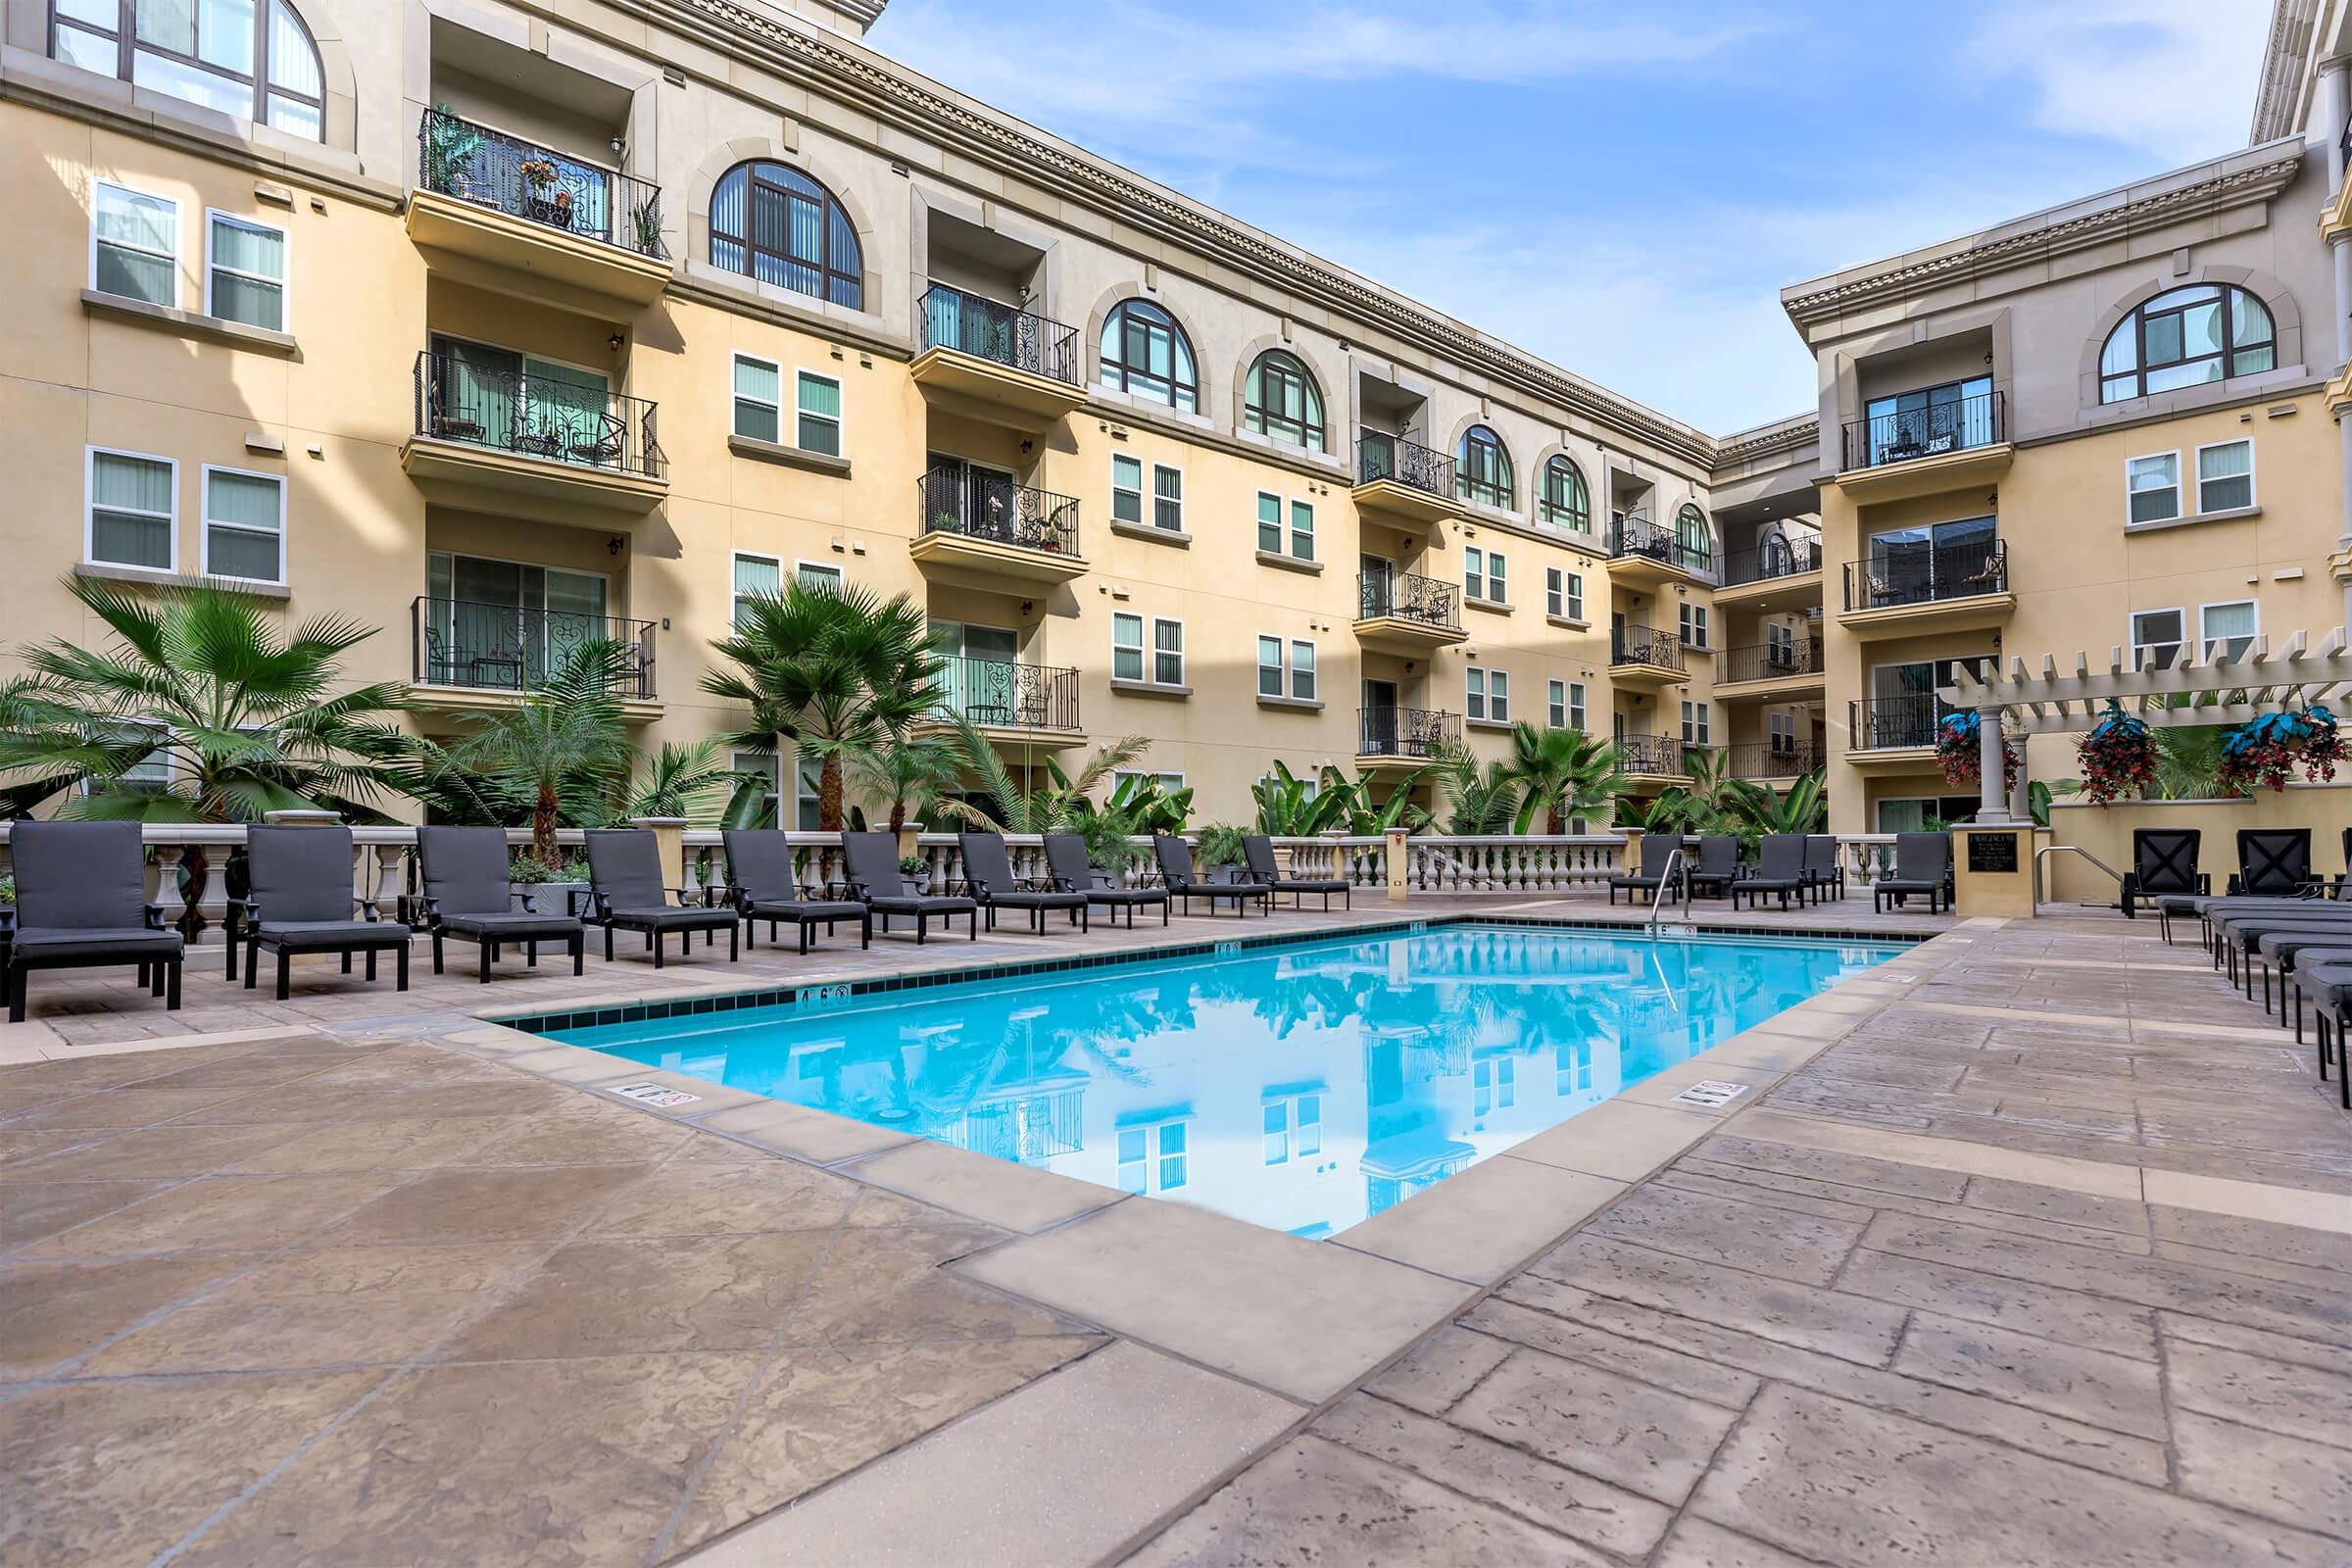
1290,639 -> 1315,701
1157,1120 -> 1188,1189
94,183 -> 176,306
1545,566 -> 1563,617
1547,678 -> 1566,729
1111,455 -> 1144,525
2196,440 -> 2253,513
731,354 -> 780,443
1290,500 -> 1314,561
1262,1102 -> 1289,1165
796,561 -> 844,592
1490,670 -> 1508,722
792,754 -> 826,831
795,370 -> 842,456
1568,681 -> 1587,730
1256,491 -> 1282,554
1257,634 -> 1283,697
2131,608 -> 2185,671
1679,603 -> 1708,648
1465,666 -> 1486,721
1152,617 -> 1185,685
1682,701 -> 1711,745
1464,546 -> 1486,603
2201,600 -> 2257,662
1473,1057 -> 1516,1114
2127,452 -> 2180,524
1565,571 -> 1584,619
1297,1093 -> 1321,1155
732,552 -> 781,627
1152,464 -> 1183,531
85,719 -> 172,795
1554,1042 -> 1593,1096
1486,551 -> 1506,604
1111,612 -> 1144,682
731,749 -> 781,824
205,211 -> 286,331
87,448 -> 175,570
1119,1121 -> 1190,1192
1770,711 -> 1797,753
201,466 -> 284,583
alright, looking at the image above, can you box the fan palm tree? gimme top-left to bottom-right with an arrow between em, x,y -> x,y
1497,723 -> 1629,833
627,737 -> 739,821
447,638 -> 639,869
930,710 -> 1150,833
1430,740 -> 1517,834
703,580 -> 939,831
850,729 -> 965,832
0,575 -> 417,823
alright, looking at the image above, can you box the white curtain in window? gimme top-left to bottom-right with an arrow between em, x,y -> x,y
205,470 -> 281,580
92,453 -> 173,568
733,358 -> 778,442
2198,442 -> 2252,511
268,0 -> 319,92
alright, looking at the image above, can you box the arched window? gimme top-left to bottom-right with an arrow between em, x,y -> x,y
2098,284 -> 2275,403
1676,504 -> 1711,562
1099,299 -> 1197,412
1539,456 -> 1590,531
1456,425 -> 1513,509
710,161 -> 862,309
1245,350 -> 1323,450
52,0 -> 324,140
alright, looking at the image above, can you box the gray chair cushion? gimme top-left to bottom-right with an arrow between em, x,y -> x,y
255,919 -> 411,948
247,825 -> 363,923
11,821 -> 148,931
721,829 -> 805,906
742,898 -> 866,921
604,905 -> 736,929
11,926 -> 182,958
586,830 -> 671,910
418,826 -> 514,918
436,911 -> 582,940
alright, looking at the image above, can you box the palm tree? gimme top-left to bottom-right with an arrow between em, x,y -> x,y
1723,768 -> 1828,842
627,738 -> 739,821
448,638 -> 638,870
1498,723 -> 1628,833
930,710 -> 1150,833
703,580 -> 938,830
1430,740 -> 1517,834
0,575 -> 417,823
850,729 -> 965,832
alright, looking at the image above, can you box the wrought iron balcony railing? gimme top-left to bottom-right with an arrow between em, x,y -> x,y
916,467 -> 1080,556
416,108 -> 665,259
928,656 -> 1081,732
412,597 -> 656,698
1839,389 -> 2004,470
1355,432 -> 1454,497
1728,741 -> 1823,779
918,284 -> 1081,387
1842,538 -> 2007,612
1609,514 -> 1712,576
1610,624 -> 1686,673
413,350 -> 663,479
1614,735 -> 1702,775
1358,707 -> 1458,760
1355,571 -> 1461,631
1849,696 -> 1948,751
1720,538 -> 1824,586
1720,638 -> 1825,684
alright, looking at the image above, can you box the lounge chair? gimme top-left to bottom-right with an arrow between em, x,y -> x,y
1244,835 -> 1350,909
960,832 -> 1089,934
1608,835 -> 1687,906
2230,828 -> 2314,896
721,829 -> 869,953
1803,835 -> 1845,905
1873,832 -> 1951,914
3,820 -> 183,1023
841,831 -> 977,943
417,826 -> 586,981
2251,929 -> 2352,1030
1732,834 -> 1808,911
584,829 -> 740,966
2291,960 -> 2352,1110
232,825 -> 412,1001
1043,833 -> 1167,927
1684,835 -> 1740,901
1153,836 -> 1271,917
2119,828 -> 2204,931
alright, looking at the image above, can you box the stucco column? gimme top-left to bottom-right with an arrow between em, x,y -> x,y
1976,709 -> 2010,824
629,816 -> 688,898
2328,59 -> 2352,627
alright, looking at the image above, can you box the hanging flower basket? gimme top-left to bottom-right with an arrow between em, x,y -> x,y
2076,704 -> 2156,805
2221,708 -> 2342,793
1936,710 -> 2020,793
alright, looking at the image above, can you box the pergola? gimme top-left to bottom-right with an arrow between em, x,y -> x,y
1937,629 -> 2352,822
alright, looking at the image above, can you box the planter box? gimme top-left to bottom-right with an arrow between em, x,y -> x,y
511,881 -> 590,918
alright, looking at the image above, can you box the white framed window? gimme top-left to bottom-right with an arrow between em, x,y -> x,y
83,719 -> 172,795
795,369 -> 842,456
200,465 -> 284,583
1547,679 -> 1566,729
1111,612 -> 1145,681
1545,566 -> 1563,617
1679,602 -> 1709,649
1767,620 -> 1795,662
1112,768 -> 1187,795
204,210 -> 287,331
1682,701 -> 1711,745
1256,491 -> 1282,554
1464,546 -> 1486,603
1261,1094 -> 1322,1165
2196,439 -> 2254,513
1256,634 -> 1283,697
1290,499 -> 1314,561
1111,454 -> 1144,525
1473,1056 -> 1515,1115
2130,608 -> 2185,671
793,752 -> 826,831
93,182 -> 177,307
1289,638 -> 1315,701
1152,617 -> 1186,684
1116,1118 -> 1189,1193
1466,667 -> 1508,721
1554,1042 -> 1593,1096
731,749 -> 781,820
2126,451 -> 2180,524
2200,600 -> 2257,662
1486,550 -> 1506,604
1152,463 -> 1184,531
1490,670 -> 1509,722
731,353 -> 781,443
86,447 -> 176,571
1770,711 -> 1798,754
1568,681 -> 1587,730
796,560 -> 844,592
1465,666 -> 1486,720
731,551 -> 781,627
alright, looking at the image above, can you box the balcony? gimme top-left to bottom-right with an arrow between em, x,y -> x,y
1846,697 -> 1947,769
400,350 -> 666,521
915,657 -> 1084,751
1716,638 -> 1825,697
907,466 -> 1087,586
1839,538 -> 2014,638
1835,391 -> 2012,500
1356,707 -> 1458,772
1614,735 -> 1698,787
406,109 -> 670,307
408,597 -> 660,722
1608,624 -> 1687,693
1353,572 -> 1467,652
909,284 -> 1087,432
1352,433 -> 1459,526
1716,539 -> 1823,611
1607,514 -> 1712,588
1727,741 -> 1823,782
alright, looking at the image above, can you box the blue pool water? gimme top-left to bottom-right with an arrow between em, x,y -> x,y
555,924 -> 1902,1236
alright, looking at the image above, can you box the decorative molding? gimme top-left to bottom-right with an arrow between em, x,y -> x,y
2249,0 -> 2321,146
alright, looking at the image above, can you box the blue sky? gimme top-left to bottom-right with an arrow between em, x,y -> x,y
869,0 -> 2269,436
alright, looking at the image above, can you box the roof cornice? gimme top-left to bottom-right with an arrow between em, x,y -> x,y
1780,147 -> 2307,328
646,0 -> 1732,466
2250,0 -> 2320,145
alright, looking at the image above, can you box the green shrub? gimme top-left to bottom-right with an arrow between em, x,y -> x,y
1194,824 -> 1250,866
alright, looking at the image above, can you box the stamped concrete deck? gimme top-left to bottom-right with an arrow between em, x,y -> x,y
2,897 -> 2345,1566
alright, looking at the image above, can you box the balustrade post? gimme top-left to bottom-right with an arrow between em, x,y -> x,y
146,842 -> 183,935
1386,829 -> 1408,903
374,846 -> 404,918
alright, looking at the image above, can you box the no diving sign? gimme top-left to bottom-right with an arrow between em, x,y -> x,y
1673,1080 -> 1751,1109
612,1082 -> 701,1108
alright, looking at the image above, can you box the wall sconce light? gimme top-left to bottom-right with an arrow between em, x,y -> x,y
1019,439 -> 1034,455
607,333 -> 624,352
607,537 -> 624,557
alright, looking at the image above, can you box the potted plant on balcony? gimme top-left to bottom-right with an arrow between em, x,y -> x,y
518,157 -> 567,226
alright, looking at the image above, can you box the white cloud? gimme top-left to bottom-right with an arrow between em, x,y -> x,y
1969,0 -> 2270,167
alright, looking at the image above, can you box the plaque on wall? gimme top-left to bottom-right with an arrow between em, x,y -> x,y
1966,831 -> 2020,874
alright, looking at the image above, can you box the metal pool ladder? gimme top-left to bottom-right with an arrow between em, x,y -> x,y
1645,845 -> 1691,937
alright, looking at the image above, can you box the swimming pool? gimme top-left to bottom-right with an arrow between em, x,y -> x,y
552,923 -> 1903,1236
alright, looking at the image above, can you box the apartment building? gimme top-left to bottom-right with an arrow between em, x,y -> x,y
1,0 -> 1829,829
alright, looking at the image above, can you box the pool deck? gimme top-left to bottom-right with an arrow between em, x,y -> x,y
2,895 -> 2346,1566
